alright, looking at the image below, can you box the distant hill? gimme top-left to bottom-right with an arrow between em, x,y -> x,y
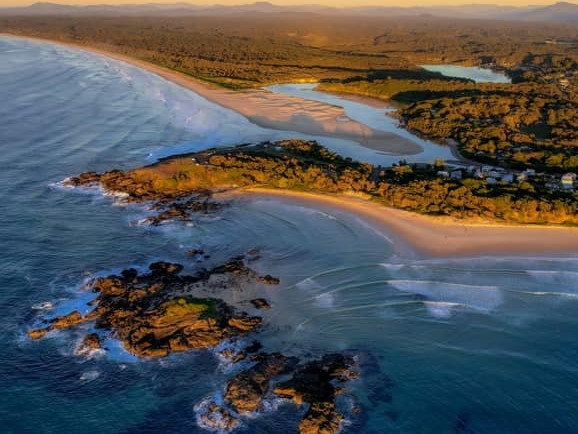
1,1 -> 578,22
514,2 -> 578,21
347,4 -> 524,20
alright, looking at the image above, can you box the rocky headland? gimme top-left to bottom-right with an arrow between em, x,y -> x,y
65,169 -> 222,226
30,141 -> 376,433
66,138 -> 578,228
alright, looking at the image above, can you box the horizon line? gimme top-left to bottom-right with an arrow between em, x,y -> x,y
2,1 -> 574,10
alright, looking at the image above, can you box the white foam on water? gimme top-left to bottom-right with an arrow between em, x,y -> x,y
74,344 -> 106,361
422,301 -> 462,319
388,280 -> 503,315
314,292 -> 336,308
295,277 -> 323,292
79,370 -> 100,382
194,393 -> 241,433
379,263 -> 406,271
51,180 -> 104,197
31,301 -> 54,311
525,270 -> 578,293
49,290 -> 96,319
103,190 -> 130,200
354,217 -> 393,244
508,290 -> 578,300
212,340 -> 251,374
110,63 -> 133,84
314,210 -> 338,220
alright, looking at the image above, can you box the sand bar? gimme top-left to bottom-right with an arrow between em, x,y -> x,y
237,188 -> 578,258
4,33 -> 577,258
0,33 -> 421,156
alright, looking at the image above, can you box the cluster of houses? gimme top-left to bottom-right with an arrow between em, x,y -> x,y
437,165 -> 577,191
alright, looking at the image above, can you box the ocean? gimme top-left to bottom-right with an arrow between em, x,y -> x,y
1,36 -> 578,434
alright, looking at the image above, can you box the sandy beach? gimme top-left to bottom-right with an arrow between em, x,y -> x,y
236,188 -> 578,258
4,33 -> 578,259
0,34 -> 420,156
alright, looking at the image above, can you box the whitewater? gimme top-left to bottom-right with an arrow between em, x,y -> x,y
1,36 -> 578,434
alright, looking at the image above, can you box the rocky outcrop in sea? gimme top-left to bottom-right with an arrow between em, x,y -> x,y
28,259 -> 270,357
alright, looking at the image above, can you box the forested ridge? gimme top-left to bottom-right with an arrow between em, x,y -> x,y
2,14 -> 577,87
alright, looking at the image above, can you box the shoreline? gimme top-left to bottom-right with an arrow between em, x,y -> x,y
4,33 -> 577,259
232,188 -> 578,258
0,33 -> 421,156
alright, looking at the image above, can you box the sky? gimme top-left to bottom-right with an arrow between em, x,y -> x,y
0,0 -> 573,7
0,1 -> 565,7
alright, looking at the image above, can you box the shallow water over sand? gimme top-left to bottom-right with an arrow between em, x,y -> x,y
1,36 -> 578,434
265,83 -> 455,165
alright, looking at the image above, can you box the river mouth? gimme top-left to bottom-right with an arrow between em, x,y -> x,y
264,83 -> 455,165
3,36 -> 578,434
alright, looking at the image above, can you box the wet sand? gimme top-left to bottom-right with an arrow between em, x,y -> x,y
5,33 -> 577,259
0,34 -> 421,156
237,188 -> 578,258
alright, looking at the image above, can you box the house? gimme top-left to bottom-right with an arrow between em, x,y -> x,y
546,182 -> 560,191
450,170 -> 463,180
488,171 -> 501,179
437,171 -> 450,178
561,173 -> 577,189
524,169 -> 536,177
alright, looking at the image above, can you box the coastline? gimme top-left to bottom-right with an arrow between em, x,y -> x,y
233,188 -> 578,258
0,33 -> 421,156
4,33 -> 577,259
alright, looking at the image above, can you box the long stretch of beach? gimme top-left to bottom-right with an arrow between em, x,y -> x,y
0,35 -> 419,156
4,33 -> 578,258
238,189 -> 578,258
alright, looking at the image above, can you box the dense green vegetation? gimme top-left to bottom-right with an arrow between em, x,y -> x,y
163,297 -> 218,320
319,77 -> 486,104
2,14 -> 577,87
2,13 -> 576,189
130,140 -> 578,226
319,53 -> 578,173
402,91 -> 578,172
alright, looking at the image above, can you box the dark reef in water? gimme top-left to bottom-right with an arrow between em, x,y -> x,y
28,255 -> 361,433
31,142 -> 377,433
28,258 -> 270,357
199,351 -> 358,434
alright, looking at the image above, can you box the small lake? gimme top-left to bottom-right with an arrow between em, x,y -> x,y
421,64 -> 511,83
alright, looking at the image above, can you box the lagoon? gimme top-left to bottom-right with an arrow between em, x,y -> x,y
421,64 -> 511,83
265,83 -> 455,165
2,36 -> 578,434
